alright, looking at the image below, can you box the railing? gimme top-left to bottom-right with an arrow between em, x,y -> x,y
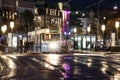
95,45 -> 120,52
0,44 -> 16,53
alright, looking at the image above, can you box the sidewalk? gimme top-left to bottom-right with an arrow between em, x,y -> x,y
70,49 -> 120,56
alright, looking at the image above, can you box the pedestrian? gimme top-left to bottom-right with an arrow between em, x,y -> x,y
24,41 -> 28,53
20,40 -> 23,53
90,43 -> 93,51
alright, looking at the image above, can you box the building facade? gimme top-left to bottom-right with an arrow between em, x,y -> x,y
0,0 -> 35,49
0,0 -> 71,52
28,2 -> 64,52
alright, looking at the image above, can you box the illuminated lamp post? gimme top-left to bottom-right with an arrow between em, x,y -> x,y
74,28 -> 77,34
10,21 -> 14,47
1,25 -> 7,34
115,21 -> 119,45
10,21 -> 14,32
101,24 -> 105,46
1,25 -> 7,46
74,28 -> 77,50
87,26 -> 91,35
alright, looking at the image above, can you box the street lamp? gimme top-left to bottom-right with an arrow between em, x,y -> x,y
1,25 -> 7,46
74,28 -> 77,50
1,25 -> 7,34
101,24 -> 105,46
10,21 -> 14,47
74,28 -> 77,34
101,24 -> 105,33
87,26 -> 91,35
113,5 -> 118,10
10,21 -> 14,32
115,21 -> 119,45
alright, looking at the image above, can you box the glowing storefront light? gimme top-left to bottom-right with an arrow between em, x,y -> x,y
83,37 -> 86,48
87,37 -> 90,41
13,37 -> 17,47
77,35 -> 96,50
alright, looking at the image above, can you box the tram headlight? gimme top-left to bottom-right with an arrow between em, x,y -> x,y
48,42 -> 58,50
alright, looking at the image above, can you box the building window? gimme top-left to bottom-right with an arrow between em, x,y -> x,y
16,0 -> 18,7
3,0 -> 14,6
35,8 -> 38,14
58,11 -> 60,16
2,11 -> 5,18
50,9 -> 56,16
9,12 -> 12,19
12,13 -> 15,20
6,11 -> 9,19
46,8 -> 49,15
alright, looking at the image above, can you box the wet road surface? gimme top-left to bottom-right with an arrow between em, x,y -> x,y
0,53 -> 120,80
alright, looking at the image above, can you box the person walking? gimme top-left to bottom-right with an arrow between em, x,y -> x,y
24,41 -> 28,53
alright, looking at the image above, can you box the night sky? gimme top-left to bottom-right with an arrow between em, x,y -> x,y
25,0 -> 120,10
44,0 -> 120,10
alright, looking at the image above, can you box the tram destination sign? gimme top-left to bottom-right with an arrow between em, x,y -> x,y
50,29 -> 58,33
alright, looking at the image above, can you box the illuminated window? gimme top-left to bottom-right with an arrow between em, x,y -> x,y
16,0 -> 18,7
46,8 -> 49,15
12,13 -> 15,20
54,10 -> 56,16
50,9 -> 56,16
9,12 -> 12,19
6,11 -> 8,19
83,37 -> 86,48
2,11 -> 5,17
35,8 -> 38,14
58,11 -> 61,16
3,0 -> 14,6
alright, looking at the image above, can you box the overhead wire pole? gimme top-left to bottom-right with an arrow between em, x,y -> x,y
97,1 -> 100,42
85,0 -> 105,43
63,0 -> 72,5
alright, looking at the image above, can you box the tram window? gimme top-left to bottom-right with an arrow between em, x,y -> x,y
51,34 -> 60,40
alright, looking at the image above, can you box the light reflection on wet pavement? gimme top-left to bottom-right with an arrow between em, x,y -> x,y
0,54 -> 62,80
0,53 -> 120,80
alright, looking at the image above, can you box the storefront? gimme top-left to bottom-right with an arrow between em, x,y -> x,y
74,35 -> 96,50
